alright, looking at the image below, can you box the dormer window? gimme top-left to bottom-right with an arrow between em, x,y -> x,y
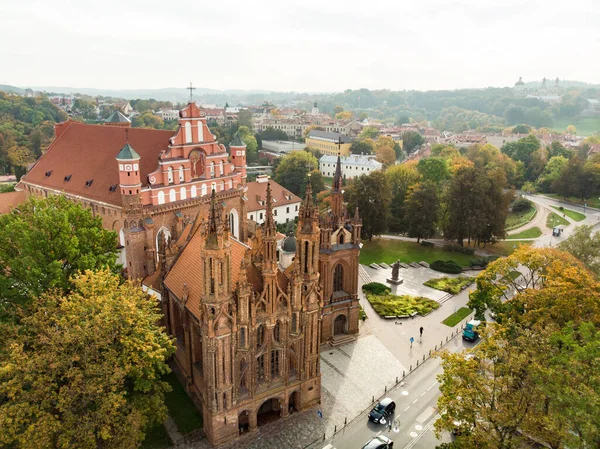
109,185 -> 117,192
45,170 -> 53,177
85,179 -> 93,187
64,174 -> 72,182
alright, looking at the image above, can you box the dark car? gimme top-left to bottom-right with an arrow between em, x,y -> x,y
368,397 -> 396,424
362,435 -> 393,449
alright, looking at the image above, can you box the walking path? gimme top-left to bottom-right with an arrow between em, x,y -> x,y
506,202 -> 548,235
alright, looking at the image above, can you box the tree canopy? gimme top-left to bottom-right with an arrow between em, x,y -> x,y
345,171 -> 391,240
402,130 -> 424,154
274,151 -> 324,198
0,269 -> 175,449
0,196 -> 119,320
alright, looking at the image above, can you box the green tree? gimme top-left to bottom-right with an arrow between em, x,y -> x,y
416,157 -> 451,183
0,196 -> 119,320
345,171 -> 391,240
501,134 -> 543,181
385,163 -> 421,233
511,124 -> 531,134
350,139 -> 374,155
553,155 -> 594,201
131,111 -> 164,129
237,125 -> 258,163
536,155 -> 568,192
274,151 -> 322,198
359,126 -> 379,139
558,225 -> 600,277
237,109 -> 252,128
259,127 -> 289,141
402,130 -> 424,154
547,140 -> 570,159
0,269 -> 175,449
404,181 -> 439,242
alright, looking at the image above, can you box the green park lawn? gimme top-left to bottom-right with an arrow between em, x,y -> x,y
546,212 -> 570,229
365,291 -> 440,317
424,276 -> 475,294
550,205 -> 586,222
505,204 -> 537,230
551,116 -> 600,136
164,372 -> 203,435
480,240 -> 532,257
506,227 -> 542,239
442,307 -> 473,327
544,194 -> 600,210
360,239 -> 473,267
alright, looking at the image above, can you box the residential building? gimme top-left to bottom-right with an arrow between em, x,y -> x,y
246,175 -> 301,225
306,131 -> 352,156
156,108 -> 180,121
261,140 -> 305,153
319,154 -> 382,179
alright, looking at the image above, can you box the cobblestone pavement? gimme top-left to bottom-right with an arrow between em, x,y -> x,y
184,335 -> 406,449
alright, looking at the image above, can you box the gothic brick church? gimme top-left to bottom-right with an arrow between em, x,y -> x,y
16,102 -> 362,446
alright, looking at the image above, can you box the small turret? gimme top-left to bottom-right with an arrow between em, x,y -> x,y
230,132 -> 247,184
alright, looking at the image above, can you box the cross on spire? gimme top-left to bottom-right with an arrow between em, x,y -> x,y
187,82 -> 196,103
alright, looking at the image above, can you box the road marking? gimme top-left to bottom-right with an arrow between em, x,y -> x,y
415,424 -> 423,431
426,381 -> 437,391
403,406 -> 410,412
403,414 -> 440,449
415,406 -> 435,424
409,431 -> 418,437
412,399 -> 418,404
420,391 -> 426,397
401,390 -> 409,396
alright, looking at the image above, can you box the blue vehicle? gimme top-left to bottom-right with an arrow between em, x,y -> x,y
462,320 -> 481,342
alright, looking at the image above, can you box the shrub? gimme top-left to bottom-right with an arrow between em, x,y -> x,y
420,241 -> 434,248
511,197 -> 533,213
365,292 -> 440,317
469,256 -> 499,267
424,276 -> 474,294
443,244 -> 475,256
431,260 -> 463,274
362,282 -> 391,296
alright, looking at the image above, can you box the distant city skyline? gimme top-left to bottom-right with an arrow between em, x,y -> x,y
1,0 -> 598,92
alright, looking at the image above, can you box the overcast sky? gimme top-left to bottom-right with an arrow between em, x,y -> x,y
1,0 -> 598,92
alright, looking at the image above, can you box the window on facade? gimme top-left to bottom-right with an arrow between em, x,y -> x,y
180,187 -> 186,200
286,207 -> 289,213
169,189 -> 176,202
291,314 -> 297,333
334,264 -> 344,292
256,324 -> 265,348
201,184 -> 207,196
219,160 -> 224,176
259,213 -> 263,220
295,205 -> 298,211
270,350 -> 280,378
239,327 -> 246,347
250,214 -> 254,220
274,209 -> 277,216
179,166 -> 184,182
191,185 -> 197,198
210,162 -> 215,177
257,354 -> 265,381
168,166 -> 174,184
273,321 -> 281,342
185,122 -> 192,143
157,191 -> 165,204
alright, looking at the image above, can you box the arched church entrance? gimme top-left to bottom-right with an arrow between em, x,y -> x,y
257,397 -> 281,427
288,391 -> 299,414
334,314 -> 347,335
238,410 -> 250,434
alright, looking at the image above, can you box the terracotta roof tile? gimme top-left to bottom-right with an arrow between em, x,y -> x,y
245,179 -> 301,213
21,122 -> 173,207
0,190 -> 27,214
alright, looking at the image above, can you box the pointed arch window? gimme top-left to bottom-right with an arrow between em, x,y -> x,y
167,166 -> 173,184
334,264 -> 344,292
210,161 -> 215,178
273,321 -> 281,342
178,165 -> 184,182
256,324 -> 265,348
219,159 -> 224,176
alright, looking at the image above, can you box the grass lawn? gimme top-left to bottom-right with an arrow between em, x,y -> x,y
545,193 -> 600,210
424,276 -> 475,294
505,205 -> 537,230
442,307 -> 473,327
546,212 -> 570,228
506,227 -> 542,239
141,424 -> 172,449
365,292 -> 440,317
164,372 -> 203,435
360,239 -> 473,267
551,116 -> 600,136
482,241 -> 532,257
550,205 -> 586,222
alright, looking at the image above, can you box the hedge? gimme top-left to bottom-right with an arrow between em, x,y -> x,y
420,241 -> 434,248
430,260 -> 463,274
442,244 -> 475,256
362,282 -> 391,296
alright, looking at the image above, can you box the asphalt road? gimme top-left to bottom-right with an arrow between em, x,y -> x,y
324,333 -> 478,449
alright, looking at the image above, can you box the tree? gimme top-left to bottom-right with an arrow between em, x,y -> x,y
566,124 -> 577,135
553,155 -> 594,201
0,269 -> 175,449
374,139 -> 396,167
259,127 -> 289,141
404,181 -> 439,242
558,225 -> 600,276
402,130 -> 424,154
274,151 -> 322,198
131,111 -> 164,129
501,134 -> 542,181
345,171 -> 391,240
0,196 -> 119,320
358,126 -> 379,139
350,139 -> 373,155
512,124 -> 531,134
536,155 -> 568,192
416,157 -> 451,183
237,126 -> 258,163
237,109 -> 252,128
547,140 -> 570,159
385,163 -> 421,233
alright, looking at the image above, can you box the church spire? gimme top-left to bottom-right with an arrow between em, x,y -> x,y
333,143 -> 343,192
204,189 -> 228,247
330,139 -> 344,221
264,182 -> 276,236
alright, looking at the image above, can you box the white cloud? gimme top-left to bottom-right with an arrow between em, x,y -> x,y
0,0 -> 598,91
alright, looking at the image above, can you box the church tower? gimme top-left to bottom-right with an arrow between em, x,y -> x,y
117,134 -> 146,279
318,144 -> 361,343
311,101 -> 319,116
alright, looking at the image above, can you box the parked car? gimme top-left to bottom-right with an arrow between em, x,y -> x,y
462,320 -> 481,342
368,397 -> 396,424
362,434 -> 394,449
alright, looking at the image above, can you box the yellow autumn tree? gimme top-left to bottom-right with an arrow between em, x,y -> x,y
0,269 -> 175,449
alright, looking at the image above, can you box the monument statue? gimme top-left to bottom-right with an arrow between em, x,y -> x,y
387,260 -> 404,285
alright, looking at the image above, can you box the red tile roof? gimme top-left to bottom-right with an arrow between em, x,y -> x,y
21,121 -> 173,207
245,179 -> 301,213
0,190 -> 27,214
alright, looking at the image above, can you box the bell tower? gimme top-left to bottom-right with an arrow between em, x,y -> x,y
116,133 -> 146,279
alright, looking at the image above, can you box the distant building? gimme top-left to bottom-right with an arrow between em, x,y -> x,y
583,99 -> 600,116
114,102 -> 133,116
526,94 -> 562,104
306,131 -> 352,156
445,132 -> 487,147
246,175 -> 301,225
319,154 -> 382,179
262,140 -> 305,153
156,109 -> 179,121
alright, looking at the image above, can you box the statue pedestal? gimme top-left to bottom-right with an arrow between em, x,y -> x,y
387,278 -> 404,285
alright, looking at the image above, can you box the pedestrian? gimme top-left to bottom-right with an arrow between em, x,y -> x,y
387,418 -> 392,432
409,336 -> 414,348
419,326 -> 424,338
